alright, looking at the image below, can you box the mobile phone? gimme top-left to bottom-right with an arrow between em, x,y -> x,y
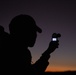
52,38 -> 57,41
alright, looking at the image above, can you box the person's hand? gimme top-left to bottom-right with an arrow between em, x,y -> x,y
47,40 -> 59,53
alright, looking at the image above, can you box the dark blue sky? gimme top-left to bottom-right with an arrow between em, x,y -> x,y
0,0 -> 76,71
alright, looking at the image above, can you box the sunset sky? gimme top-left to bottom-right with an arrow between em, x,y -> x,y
0,0 -> 76,72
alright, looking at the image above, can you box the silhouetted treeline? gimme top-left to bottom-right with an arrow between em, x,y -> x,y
43,71 -> 76,75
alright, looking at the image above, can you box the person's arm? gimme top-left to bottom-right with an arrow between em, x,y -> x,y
31,41 -> 59,75
31,55 -> 50,75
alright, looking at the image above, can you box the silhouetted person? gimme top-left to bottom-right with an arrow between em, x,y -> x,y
8,14 -> 59,75
0,25 -> 10,51
0,25 -> 10,43
0,25 -> 11,74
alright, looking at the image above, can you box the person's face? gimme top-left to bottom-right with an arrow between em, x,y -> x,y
28,30 -> 37,47
17,29 -> 37,47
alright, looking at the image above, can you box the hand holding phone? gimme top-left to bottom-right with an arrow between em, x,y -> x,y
51,33 -> 61,42
49,33 -> 61,50
42,33 -> 61,55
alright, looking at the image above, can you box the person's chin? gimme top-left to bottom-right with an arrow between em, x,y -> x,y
29,45 -> 34,47
28,43 -> 35,47
28,40 -> 36,47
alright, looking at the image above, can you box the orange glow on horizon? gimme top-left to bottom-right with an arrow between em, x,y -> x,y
45,66 -> 76,72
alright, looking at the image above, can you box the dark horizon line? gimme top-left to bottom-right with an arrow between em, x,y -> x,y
45,70 -> 76,73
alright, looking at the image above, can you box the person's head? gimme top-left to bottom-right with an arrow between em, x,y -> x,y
9,14 -> 42,47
